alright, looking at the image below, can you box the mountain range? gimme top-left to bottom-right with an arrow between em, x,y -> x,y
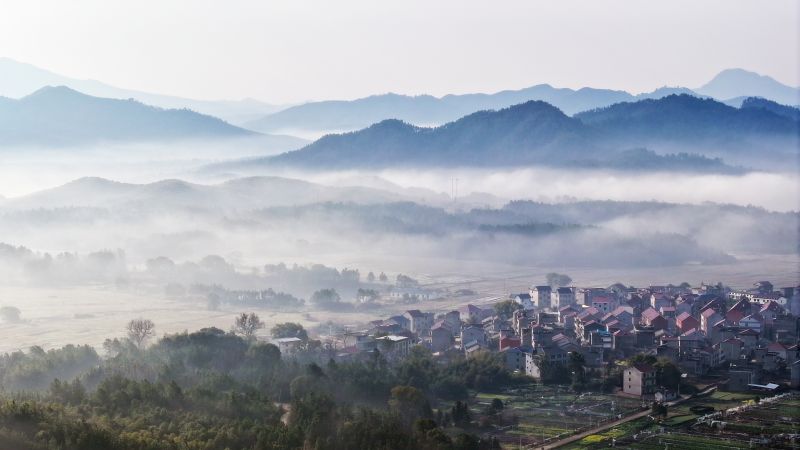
0,57 -> 283,124
243,86 -> 697,135
3,58 -> 797,138
0,86 -> 305,149
239,94 -> 798,170
243,69 -> 799,135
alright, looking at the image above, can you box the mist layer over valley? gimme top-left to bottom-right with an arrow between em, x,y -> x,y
0,165 -> 797,353
0,62 -> 797,359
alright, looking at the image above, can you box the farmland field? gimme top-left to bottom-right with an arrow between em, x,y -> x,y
565,392 -> 800,449
462,385 -> 646,447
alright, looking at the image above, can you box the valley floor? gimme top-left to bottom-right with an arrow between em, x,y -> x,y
0,252 -> 796,354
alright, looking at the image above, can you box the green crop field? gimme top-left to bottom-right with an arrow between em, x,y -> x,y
465,384 -> 647,446
568,393 -> 800,450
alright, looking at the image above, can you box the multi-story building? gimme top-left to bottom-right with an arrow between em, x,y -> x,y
623,364 -> 657,397
529,286 -> 552,309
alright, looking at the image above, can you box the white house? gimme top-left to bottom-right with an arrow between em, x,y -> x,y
529,286 -> 552,309
376,335 -> 411,359
551,287 -> 575,310
274,337 -> 303,356
514,293 -> 535,310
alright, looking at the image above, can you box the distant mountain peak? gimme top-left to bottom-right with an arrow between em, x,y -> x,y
706,68 -> 781,84
697,68 -> 799,106
25,85 -> 84,98
22,86 -> 143,109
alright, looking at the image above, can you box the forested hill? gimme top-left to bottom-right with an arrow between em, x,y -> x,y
268,101 -> 594,167
251,95 -> 795,170
739,96 -> 800,121
574,94 -> 799,142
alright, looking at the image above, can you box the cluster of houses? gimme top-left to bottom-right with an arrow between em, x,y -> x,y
294,280 -> 800,399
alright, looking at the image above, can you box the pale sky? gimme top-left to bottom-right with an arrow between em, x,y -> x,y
0,0 -> 797,103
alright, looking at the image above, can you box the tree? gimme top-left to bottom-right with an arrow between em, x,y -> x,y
233,312 -> 264,339
490,398 -> 504,412
654,358 -> 681,391
451,400 -> 471,427
453,433 -> 480,450
379,272 -> 388,282
357,288 -> 380,302
311,288 -> 341,308
246,343 -> 281,369
126,318 -> 155,348
396,274 -> 419,288
145,256 -> 175,272
341,267 -> 360,282
493,300 -> 522,319
0,306 -> 21,323
628,353 -> 657,366
271,322 -> 308,341
651,402 -> 668,417
569,351 -> 587,392
389,385 -> 432,426
367,271 -> 376,282
546,273 -> 572,288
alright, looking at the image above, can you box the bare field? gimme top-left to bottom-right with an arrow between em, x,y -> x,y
0,252 -> 796,354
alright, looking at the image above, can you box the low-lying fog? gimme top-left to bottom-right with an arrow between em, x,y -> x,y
0,145 -> 798,212
0,144 -> 796,353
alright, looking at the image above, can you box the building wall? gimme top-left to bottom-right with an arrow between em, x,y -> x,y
623,368 -> 655,396
430,329 -> 452,352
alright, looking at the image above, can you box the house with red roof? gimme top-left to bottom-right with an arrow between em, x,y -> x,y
591,295 -> 616,313
725,308 -> 746,325
729,298 -> 752,314
676,312 -> 700,334
641,307 -> 668,330
499,336 -> 521,351
767,342 -> 788,360
700,308 -> 723,334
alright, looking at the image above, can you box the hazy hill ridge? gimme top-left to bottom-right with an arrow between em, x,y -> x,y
243,68 -> 798,134
0,57 -> 282,124
243,85 -> 696,134
0,86 -> 256,146
245,94 -> 796,170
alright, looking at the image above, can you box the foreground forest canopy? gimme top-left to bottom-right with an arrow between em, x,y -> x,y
0,326 -> 517,450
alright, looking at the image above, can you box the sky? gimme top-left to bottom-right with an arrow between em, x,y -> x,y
0,0 -> 797,104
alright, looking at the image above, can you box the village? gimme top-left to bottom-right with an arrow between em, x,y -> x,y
275,280 -> 800,396
265,279 -> 800,447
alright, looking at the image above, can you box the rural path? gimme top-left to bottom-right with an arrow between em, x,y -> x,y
539,385 -> 718,449
538,407 -> 652,450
